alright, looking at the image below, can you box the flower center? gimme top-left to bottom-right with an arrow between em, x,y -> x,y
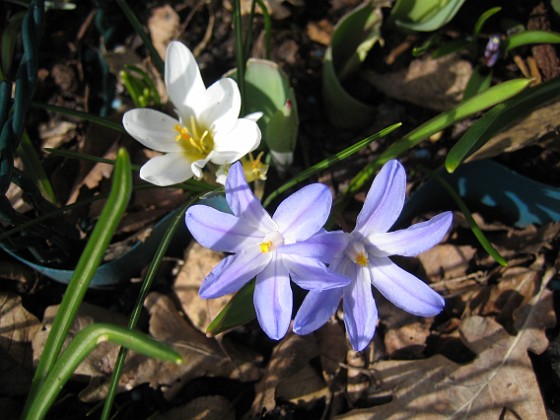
346,240 -> 369,267
259,231 -> 283,253
174,116 -> 214,161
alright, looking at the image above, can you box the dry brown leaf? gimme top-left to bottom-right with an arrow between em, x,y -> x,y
174,242 -> 229,333
0,293 -> 41,395
80,293 -> 261,402
306,19 -> 333,45
467,99 -> 560,162
249,332 -> 319,416
154,395 -> 235,420
418,243 -> 477,281
364,54 -> 472,111
337,269 -> 556,419
315,319 -> 347,386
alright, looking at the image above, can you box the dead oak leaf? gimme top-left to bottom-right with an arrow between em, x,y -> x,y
337,269 -> 556,419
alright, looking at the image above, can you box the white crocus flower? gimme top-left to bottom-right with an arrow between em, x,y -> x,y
123,41 -> 262,186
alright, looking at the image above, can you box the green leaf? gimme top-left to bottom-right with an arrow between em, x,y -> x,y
25,323 -> 181,420
390,0 -> 466,32
345,78 -> 532,198
322,1 -> 382,129
227,58 -> 298,159
462,65 -> 493,101
472,7 -> 501,39
23,148 -> 132,414
505,30 -> 560,51
206,280 -> 256,336
445,76 -> 560,172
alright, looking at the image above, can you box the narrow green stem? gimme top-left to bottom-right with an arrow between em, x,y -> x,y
100,197 -> 201,420
23,149 -> 132,415
25,324 -> 182,420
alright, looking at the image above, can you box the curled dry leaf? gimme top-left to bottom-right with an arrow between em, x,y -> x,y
364,54 -> 472,111
249,332 -> 320,416
80,293 -> 261,402
173,242 -> 229,333
0,293 -> 41,395
337,269 -> 556,419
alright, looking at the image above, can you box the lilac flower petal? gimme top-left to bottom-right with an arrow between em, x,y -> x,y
225,163 -> 277,232
185,205 -> 262,252
293,288 -> 343,335
140,153 -> 194,186
367,211 -> 453,257
165,41 -> 206,119
282,255 -> 350,291
254,255 -> 292,340
273,183 -> 332,243
278,230 -> 349,262
123,109 -> 182,153
199,250 -> 270,299
370,256 -> 445,316
355,160 -> 406,236
199,78 -> 241,135
342,263 -> 378,352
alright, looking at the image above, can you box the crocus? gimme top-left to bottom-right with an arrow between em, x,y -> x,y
293,160 -> 453,351
123,41 -> 261,186
185,162 -> 349,340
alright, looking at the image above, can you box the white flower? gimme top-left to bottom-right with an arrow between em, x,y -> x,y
123,41 -> 261,186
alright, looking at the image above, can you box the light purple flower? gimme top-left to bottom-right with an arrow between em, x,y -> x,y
293,160 -> 453,351
185,162 -> 349,340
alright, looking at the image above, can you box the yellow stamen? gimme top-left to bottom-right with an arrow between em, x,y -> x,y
260,241 -> 272,253
175,124 -> 190,141
173,118 -> 214,161
355,252 -> 368,267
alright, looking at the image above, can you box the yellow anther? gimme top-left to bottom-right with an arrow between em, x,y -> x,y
259,241 -> 272,253
354,252 -> 368,267
174,124 -> 191,141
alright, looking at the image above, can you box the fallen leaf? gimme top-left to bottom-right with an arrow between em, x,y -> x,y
174,242 -> 228,333
0,293 -> 41,395
154,395 -> 235,420
418,243 -> 477,281
467,99 -> 560,162
364,54 -> 472,111
79,293 -> 261,402
148,5 -> 180,60
249,332 -> 319,415
337,269 -> 556,419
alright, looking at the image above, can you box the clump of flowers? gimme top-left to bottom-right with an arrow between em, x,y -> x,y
123,41 -> 262,186
186,159 -> 453,350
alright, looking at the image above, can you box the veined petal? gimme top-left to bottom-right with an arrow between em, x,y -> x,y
355,160 -> 406,236
342,264 -> 378,352
199,250 -> 270,299
211,118 -> 262,164
279,230 -> 349,262
370,256 -> 445,316
225,162 -> 276,232
165,41 -> 206,119
368,211 -> 453,257
199,78 -> 241,134
273,183 -> 332,243
123,109 -> 182,153
254,255 -> 292,340
185,205 -> 262,252
282,255 -> 350,291
293,288 -> 343,335
140,153 -> 194,186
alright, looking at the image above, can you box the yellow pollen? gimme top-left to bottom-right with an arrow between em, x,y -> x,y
355,252 -> 368,267
260,241 -> 272,253
174,124 -> 190,141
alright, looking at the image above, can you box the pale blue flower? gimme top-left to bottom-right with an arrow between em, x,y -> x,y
293,160 -> 453,351
185,162 -> 349,340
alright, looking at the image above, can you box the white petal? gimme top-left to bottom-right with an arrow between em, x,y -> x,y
140,153 -> 193,186
211,118 -> 262,164
123,109 -> 181,153
165,41 -> 206,119
199,78 -> 241,134
245,111 -> 263,122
